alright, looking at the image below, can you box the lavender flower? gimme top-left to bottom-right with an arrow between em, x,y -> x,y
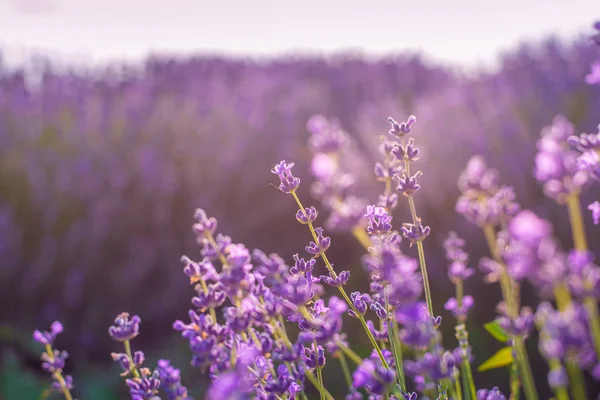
33,321 -> 74,399
271,160 -> 301,193
477,387 -> 507,400
109,313 -> 142,342
33,321 -> 64,346
126,367 -> 161,400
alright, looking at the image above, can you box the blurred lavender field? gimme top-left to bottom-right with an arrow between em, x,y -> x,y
1,35 -> 600,398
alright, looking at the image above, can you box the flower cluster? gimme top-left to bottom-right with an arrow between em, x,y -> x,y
33,322 -> 74,400
29,21 -> 600,400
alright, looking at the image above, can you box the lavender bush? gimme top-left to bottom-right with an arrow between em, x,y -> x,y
6,20 -> 600,400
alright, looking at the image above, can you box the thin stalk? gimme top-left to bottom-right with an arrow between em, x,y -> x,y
352,226 -> 373,250
123,340 -> 141,378
566,193 -> 588,251
291,191 -> 390,369
338,352 -> 353,389
482,224 -> 539,400
565,355 -> 587,400
509,361 -> 520,400
455,282 -> 476,400
336,339 -> 364,365
388,320 -> 406,392
230,334 -> 237,368
197,276 -> 218,322
305,370 -> 334,400
402,139 -> 434,318
461,358 -> 477,400
565,193 -> 600,360
316,366 -> 326,400
44,344 -> 74,400
386,289 -> 406,392
553,283 -> 572,311
514,338 -> 539,400
454,373 -> 463,400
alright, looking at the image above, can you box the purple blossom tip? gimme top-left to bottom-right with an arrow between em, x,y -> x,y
108,312 -> 141,342
271,160 -> 301,193
388,115 -> 417,138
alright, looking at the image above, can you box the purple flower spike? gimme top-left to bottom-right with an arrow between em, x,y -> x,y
388,115 -> 417,138
365,205 -> 392,235
271,160 -> 301,193
125,367 -> 161,399
395,171 -> 422,196
290,254 -> 316,274
33,321 -> 64,345
108,312 -> 141,342
588,201 -> 600,225
348,291 -> 367,318
320,270 -> 350,287
305,227 -> 331,255
477,387 -> 507,400
370,302 -> 389,320
192,208 -> 218,237
296,206 -> 318,224
392,138 -> 420,161
41,350 -> 69,373
400,220 -> 430,245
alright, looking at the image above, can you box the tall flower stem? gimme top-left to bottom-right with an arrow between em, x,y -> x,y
454,281 -> 476,400
316,366 -> 326,400
338,352 -> 353,389
123,340 -> 141,378
305,369 -> 334,400
336,339 -> 364,365
385,289 -> 407,392
565,193 -> 600,360
482,224 -> 539,400
291,191 -> 390,369
403,146 -> 434,317
44,344 -> 74,400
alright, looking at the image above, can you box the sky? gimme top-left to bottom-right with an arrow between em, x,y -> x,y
1,0 -> 599,69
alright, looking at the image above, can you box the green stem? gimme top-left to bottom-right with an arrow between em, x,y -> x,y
565,355 -> 587,400
461,358 -> 477,400
455,373 -> 463,400
514,338 -> 539,400
291,191 -> 390,369
316,367 -> 326,400
44,344 -> 74,400
336,339 -> 364,365
123,340 -> 140,378
509,361 -> 520,400
402,138 -> 434,318
584,297 -> 600,360
385,289 -> 407,393
305,370 -> 334,400
338,353 -> 353,390
482,224 -> 538,400
389,320 -> 407,391
566,193 -> 588,251
565,193 -> 600,360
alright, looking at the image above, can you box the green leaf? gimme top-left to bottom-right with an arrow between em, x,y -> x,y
478,347 -> 514,372
484,321 -> 509,343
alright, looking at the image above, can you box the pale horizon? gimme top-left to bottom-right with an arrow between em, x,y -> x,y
1,0 -> 599,70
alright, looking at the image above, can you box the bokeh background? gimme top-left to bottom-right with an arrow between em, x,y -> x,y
1,0 -> 600,398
